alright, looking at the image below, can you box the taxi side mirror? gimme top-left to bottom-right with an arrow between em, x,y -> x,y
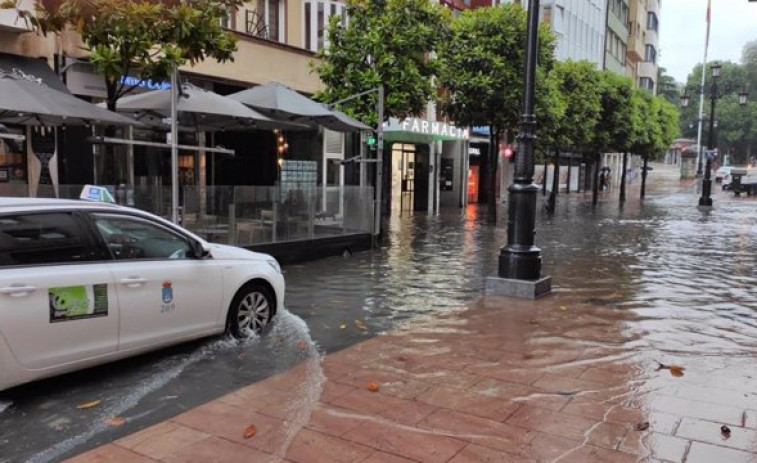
191,240 -> 211,259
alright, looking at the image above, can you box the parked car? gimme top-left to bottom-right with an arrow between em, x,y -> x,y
715,166 -> 732,183
0,195 -> 284,391
729,167 -> 757,196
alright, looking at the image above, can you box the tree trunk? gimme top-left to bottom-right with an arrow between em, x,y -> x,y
542,155 -> 548,196
487,128 -> 499,220
102,84 -> 119,186
546,148 -> 559,213
619,152 -> 628,203
592,153 -> 600,206
640,154 -> 648,200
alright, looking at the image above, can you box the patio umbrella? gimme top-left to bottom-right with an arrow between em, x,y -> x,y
115,83 -> 306,131
228,82 -> 371,132
0,68 -> 138,126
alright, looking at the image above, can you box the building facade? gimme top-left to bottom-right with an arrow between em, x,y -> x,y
541,0 -> 607,67
604,0 -> 629,75
637,0 -> 660,92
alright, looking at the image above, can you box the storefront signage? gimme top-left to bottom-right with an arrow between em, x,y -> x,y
398,118 -> 469,140
469,147 -> 481,155
119,76 -> 171,90
66,62 -> 170,98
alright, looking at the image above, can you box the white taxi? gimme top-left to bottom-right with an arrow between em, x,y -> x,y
0,195 -> 284,391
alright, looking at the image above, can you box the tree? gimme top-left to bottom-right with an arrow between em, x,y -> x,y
4,0 -> 241,111
541,60 -> 601,211
679,61 -> 755,165
741,39 -> 757,99
656,67 -> 679,105
437,3 -> 556,217
312,0 -> 451,126
3,0 -> 242,182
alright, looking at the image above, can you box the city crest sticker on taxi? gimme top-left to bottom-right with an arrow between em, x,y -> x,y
161,281 -> 176,313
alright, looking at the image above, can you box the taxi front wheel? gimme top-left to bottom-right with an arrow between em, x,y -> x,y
227,282 -> 274,338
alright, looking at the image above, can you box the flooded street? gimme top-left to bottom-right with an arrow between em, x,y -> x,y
2,163 -> 757,462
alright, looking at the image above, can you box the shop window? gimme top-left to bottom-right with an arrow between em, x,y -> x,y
0,126 -> 27,189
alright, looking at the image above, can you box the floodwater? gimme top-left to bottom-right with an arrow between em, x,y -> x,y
2,164 -> 757,461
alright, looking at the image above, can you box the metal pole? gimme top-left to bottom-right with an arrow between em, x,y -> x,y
499,0 -> 543,281
695,26 -> 710,182
699,81 -> 716,207
170,64 -> 179,223
374,85 -> 384,242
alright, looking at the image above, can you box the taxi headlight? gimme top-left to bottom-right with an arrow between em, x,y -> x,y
266,259 -> 282,274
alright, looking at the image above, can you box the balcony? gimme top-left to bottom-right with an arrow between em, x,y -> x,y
0,7 -> 31,33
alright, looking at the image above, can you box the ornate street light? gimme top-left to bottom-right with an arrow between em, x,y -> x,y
486,0 -> 551,298
682,62 -> 749,208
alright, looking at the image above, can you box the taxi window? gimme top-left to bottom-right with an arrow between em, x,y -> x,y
92,214 -> 192,261
0,212 -> 94,266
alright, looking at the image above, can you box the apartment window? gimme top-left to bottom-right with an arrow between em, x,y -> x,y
640,77 -> 654,91
645,44 -> 656,63
219,7 -> 237,29
646,12 -> 658,31
247,0 -> 284,41
303,0 -> 345,52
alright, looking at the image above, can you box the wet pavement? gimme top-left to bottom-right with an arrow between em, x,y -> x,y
4,164 -> 757,462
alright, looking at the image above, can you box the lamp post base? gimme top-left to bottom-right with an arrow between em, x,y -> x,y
698,197 -> 713,207
485,275 -> 552,299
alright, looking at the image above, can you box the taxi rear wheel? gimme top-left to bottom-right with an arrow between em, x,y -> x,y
227,282 -> 274,338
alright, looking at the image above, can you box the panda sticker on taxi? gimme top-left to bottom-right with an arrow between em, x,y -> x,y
49,284 -> 108,322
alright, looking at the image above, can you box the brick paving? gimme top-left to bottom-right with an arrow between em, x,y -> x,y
68,293 -> 757,462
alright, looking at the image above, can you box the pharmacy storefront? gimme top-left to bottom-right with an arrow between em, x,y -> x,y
382,118 -> 469,216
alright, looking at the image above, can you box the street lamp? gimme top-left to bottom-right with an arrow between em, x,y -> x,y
486,0 -> 551,298
681,62 -> 749,208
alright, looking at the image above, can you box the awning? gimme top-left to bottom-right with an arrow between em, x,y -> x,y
0,52 -> 69,94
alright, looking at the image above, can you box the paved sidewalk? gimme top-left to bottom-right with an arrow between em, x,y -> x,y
69,293 -> 757,463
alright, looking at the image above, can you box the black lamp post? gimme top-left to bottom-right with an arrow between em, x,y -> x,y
498,0 -> 544,281
681,62 -> 748,208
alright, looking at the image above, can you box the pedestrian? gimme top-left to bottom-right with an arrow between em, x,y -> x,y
599,169 -> 606,191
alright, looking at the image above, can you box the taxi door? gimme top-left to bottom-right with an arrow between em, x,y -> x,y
88,212 -> 224,351
0,211 -> 119,370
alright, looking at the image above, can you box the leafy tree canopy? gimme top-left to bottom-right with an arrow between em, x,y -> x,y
540,60 -> 601,152
312,0 -> 451,125
2,0 -> 242,109
592,71 -> 640,153
437,3 -> 555,136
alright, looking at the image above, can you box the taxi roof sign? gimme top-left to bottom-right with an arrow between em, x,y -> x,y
80,185 -> 116,204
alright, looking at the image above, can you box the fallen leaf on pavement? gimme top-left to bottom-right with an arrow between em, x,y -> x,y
635,421 -> 650,431
243,425 -> 257,439
721,425 -> 731,436
559,306 -> 568,311
655,361 -> 685,377
366,382 -> 379,392
76,400 -> 101,409
107,416 -> 126,427
340,324 -> 347,329
355,319 -> 368,330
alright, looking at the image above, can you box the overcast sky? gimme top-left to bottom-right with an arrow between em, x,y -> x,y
660,0 -> 757,83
